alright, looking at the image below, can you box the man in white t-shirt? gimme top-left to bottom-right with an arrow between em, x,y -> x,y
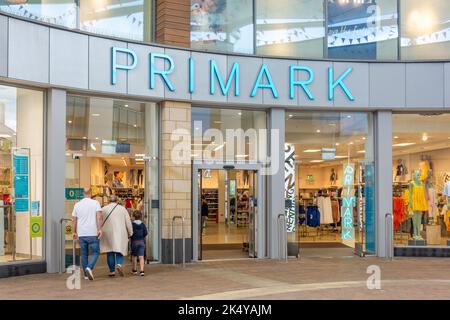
72,188 -> 103,281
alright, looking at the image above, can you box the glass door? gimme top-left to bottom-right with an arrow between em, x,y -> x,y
197,169 -> 203,260
248,170 -> 258,258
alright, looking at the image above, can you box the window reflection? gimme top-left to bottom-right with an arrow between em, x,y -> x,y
327,0 -> 398,60
400,0 -> 450,60
79,0 -> 151,41
190,0 -> 254,54
0,0 -> 77,28
256,0 -> 325,58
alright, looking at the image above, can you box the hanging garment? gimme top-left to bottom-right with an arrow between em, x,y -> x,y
410,182 -> 428,211
331,200 -> 340,224
317,197 -> 333,225
306,206 -> 320,227
298,205 -> 306,225
445,209 -> 450,232
393,197 -> 406,231
444,181 -> 450,197
427,188 -> 438,218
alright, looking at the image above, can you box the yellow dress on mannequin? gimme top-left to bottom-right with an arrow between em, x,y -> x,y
410,181 -> 428,211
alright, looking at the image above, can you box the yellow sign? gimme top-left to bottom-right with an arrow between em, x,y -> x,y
30,217 -> 42,238
65,225 -> 73,235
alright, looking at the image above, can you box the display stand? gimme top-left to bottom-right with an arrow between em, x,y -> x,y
426,224 -> 441,245
408,239 -> 427,246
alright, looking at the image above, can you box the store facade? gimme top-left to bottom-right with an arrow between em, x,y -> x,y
0,7 -> 449,277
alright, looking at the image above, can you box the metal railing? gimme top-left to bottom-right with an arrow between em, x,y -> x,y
60,218 -> 76,273
172,216 -> 185,267
277,213 -> 287,262
385,213 -> 394,260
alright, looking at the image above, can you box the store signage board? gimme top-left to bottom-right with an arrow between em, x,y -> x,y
12,148 -> 30,213
342,164 -> 356,244
284,144 -> 296,233
65,188 -> 84,200
30,216 -> 42,238
111,47 -> 355,102
322,148 -> 336,160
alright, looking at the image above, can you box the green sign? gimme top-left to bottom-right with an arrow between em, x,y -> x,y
30,216 -> 42,238
65,188 -> 84,200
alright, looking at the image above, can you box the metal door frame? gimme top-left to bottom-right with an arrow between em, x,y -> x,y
192,163 -> 265,261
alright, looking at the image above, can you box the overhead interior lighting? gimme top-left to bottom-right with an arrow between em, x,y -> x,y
335,143 -> 340,146
124,104 -> 129,107
316,129 -> 321,133
334,155 -> 348,159
394,136 -> 399,139
236,155 -> 248,158
422,134 -> 428,142
0,134 -> 11,138
362,137 -> 366,140
95,137 -> 99,140
83,136 -> 87,139
191,154 -> 200,158
238,112 -> 242,116
289,114 -> 293,118
393,142 -> 416,147
90,143 -> 97,151
304,149 -> 321,153
92,113 -> 100,117
310,160 -> 324,163
68,120 -> 72,124
135,154 -> 145,157
357,150 -> 366,153
133,124 -> 137,128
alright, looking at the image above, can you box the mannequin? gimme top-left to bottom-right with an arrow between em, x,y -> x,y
409,170 -> 428,240
426,170 -> 438,224
395,159 -> 408,182
330,168 -> 337,185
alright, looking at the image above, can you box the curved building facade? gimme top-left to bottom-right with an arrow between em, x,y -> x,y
0,0 -> 449,277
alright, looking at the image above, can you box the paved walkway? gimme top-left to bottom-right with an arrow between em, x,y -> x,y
1,256 -> 450,299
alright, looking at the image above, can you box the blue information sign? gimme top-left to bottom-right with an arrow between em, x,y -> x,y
13,150 -> 30,213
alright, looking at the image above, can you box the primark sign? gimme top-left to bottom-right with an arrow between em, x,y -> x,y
110,47 -> 355,102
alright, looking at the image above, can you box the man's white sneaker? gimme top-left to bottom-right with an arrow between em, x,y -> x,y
85,267 -> 94,281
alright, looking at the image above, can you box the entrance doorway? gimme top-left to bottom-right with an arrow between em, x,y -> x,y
193,165 -> 264,261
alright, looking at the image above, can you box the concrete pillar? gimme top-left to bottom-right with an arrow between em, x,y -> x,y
160,101 -> 192,263
45,89 -> 66,273
268,108 -> 285,259
375,111 -> 393,257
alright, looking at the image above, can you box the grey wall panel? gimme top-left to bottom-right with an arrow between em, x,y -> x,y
262,58 -> 297,107
333,62 -> 369,108
45,89 -> 67,273
164,48 -> 191,101
50,29 -> 88,89
406,63 -> 444,108
375,111 -> 393,258
191,52 -> 227,103
89,36 -> 127,94
227,56 -> 262,106
0,16 -> 7,77
296,60 -> 332,108
8,18 -> 49,83
369,63 -> 405,108
127,43 -> 164,98
445,63 -> 450,108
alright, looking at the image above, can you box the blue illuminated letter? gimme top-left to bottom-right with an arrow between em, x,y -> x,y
289,66 -> 314,100
328,67 -> 354,101
251,64 -> 278,98
111,47 -> 137,85
189,57 -> 195,94
210,60 -> 240,96
150,53 -> 175,92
